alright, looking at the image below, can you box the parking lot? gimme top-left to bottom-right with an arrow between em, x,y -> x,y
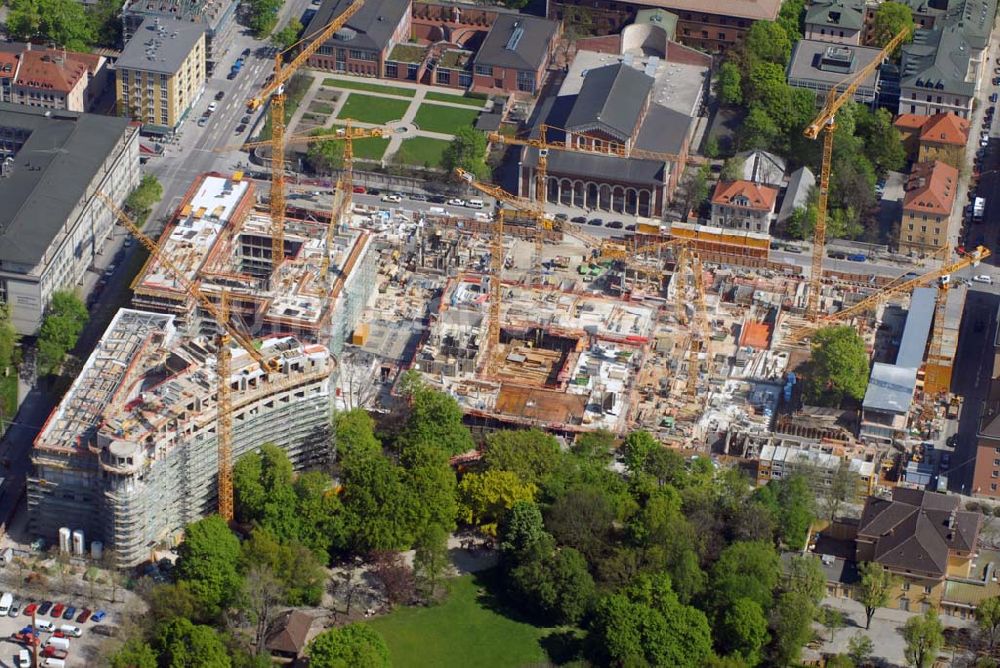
0,595 -> 117,667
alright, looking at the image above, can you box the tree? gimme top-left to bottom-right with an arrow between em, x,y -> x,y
716,62 -> 743,106
270,18 -> 302,50
341,450 -> 415,551
822,461 -> 857,522
109,638 -> 158,668
511,546 -> 596,625
976,596 -> 1000,651
777,0 -> 806,40
413,523 -> 450,598
499,500 -> 546,559
746,62 -> 791,109
741,106 -> 780,151
0,304 -> 16,373
590,573 -> 713,667
545,486 -> 614,563
847,633 -> 874,666
720,157 -> 743,183
803,326 -> 870,406
755,475 -> 815,551
37,290 -> 88,376
745,20 -> 792,66
717,597 -> 769,666
174,515 -> 243,618
826,655 -> 855,668
240,564 -> 286,656
88,0 -> 124,49
6,0 -> 97,50
677,163 -> 710,218
396,372 -> 475,457
856,561 -> 896,630
711,541 -> 781,612
335,408 -> 382,461
369,551 -> 416,608
458,470 -> 536,536
307,138 -> 346,175
294,470 -> 348,559
442,127 -> 490,181
769,591 -> 815,667
785,555 -> 825,606
308,624 -> 391,668
820,606 -> 848,643
247,0 -> 281,37
240,529 -> 326,606
125,174 -> 163,218
399,438 -> 458,540
871,1 -> 915,54
902,608 -> 944,668
857,108 -> 907,175
483,429 -> 561,485
155,617 -> 231,668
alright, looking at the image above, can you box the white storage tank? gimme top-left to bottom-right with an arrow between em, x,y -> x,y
58,527 -> 71,554
90,541 -> 103,561
71,530 -> 84,556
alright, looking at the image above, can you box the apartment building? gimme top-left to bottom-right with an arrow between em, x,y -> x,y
709,180 -> 779,234
123,0 -> 237,74
894,112 -> 970,169
804,0 -> 864,44
469,14 -> 559,96
0,45 -> 108,113
898,160 -> 958,256
305,0 -> 411,77
0,103 -> 140,334
787,40 -> 883,105
115,18 -> 206,134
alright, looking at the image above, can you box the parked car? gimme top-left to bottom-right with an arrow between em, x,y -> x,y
366,188 -> 381,196
37,602 -> 52,616
465,198 -> 484,209
23,603 -> 37,617
61,607 -> 75,621
607,220 -> 624,229
352,185 -> 366,194
58,625 -> 81,637
587,218 -> 604,226
207,102 -> 218,113
90,611 -> 107,623
446,198 -> 465,206
847,253 -> 866,262
625,223 -> 636,231
991,93 -> 999,103
50,604 -> 64,618
17,649 -> 30,668
554,213 -> 569,222
242,48 -> 251,57
197,116 -> 209,127
409,193 -> 428,201
235,124 -> 247,134
240,115 -> 251,124
35,619 -> 54,633
214,90 -> 225,101
570,216 -> 587,224
10,597 -> 22,617
76,609 -> 91,624
973,274 -> 994,284
381,193 -> 402,203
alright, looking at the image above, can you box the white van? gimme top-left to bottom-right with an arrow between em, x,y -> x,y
43,659 -> 66,668
36,619 -> 54,632
45,636 -> 69,651
466,198 -> 484,209
59,624 -> 81,637
0,592 -> 13,615
17,649 -> 30,668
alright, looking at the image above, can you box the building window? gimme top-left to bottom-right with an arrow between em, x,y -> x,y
458,72 -> 472,88
437,69 -> 451,85
924,585 -> 932,594
992,471 -> 998,478
385,62 -> 397,78
718,32 -> 726,40
407,64 -> 418,80
517,70 -> 534,93
901,581 -> 910,591
475,64 -> 491,76
993,483 -> 998,491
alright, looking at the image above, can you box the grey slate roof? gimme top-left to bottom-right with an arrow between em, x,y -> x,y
306,0 -> 409,54
858,488 -> 980,577
804,0 -> 865,30
521,146 -> 666,185
862,362 -> 916,414
0,103 -> 130,267
778,166 -> 815,222
900,25 -> 977,96
473,13 -> 558,72
787,39 -> 883,90
117,17 -> 205,74
896,287 -> 936,369
564,64 -> 654,141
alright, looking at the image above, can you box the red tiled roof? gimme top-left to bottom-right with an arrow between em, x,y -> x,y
710,180 -> 778,212
893,113 -> 927,132
0,53 -> 18,80
740,320 -> 771,349
903,160 -> 958,216
919,112 -> 970,146
14,50 -> 89,93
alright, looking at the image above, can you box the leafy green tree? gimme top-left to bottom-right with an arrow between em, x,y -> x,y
753,475 -> 815,550
769,591 -> 815,666
720,157 -> 743,183
109,638 -> 158,668
871,1 -> 915,53
155,617 -> 231,668
712,541 -> 781,613
677,163 -> 711,217
294,470 -> 348,558
822,461 -> 858,522
6,0 -> 96,50
902,608 -> 944,668
240,529 -> 325,605
777,0 -> 806,40
499,500 -> 547,559
746,62 -> 791,110
483,429 -> 560,485
820,606 -> 848,643
341,450 -> 414,551
545,486 -> 615,563
976,596 -> 1000,652
0,304 -> 17,373
857,561 -> 897,630
125,174 -> 163,217
704,135 -> 720,159
247,0 -> 281,37
803,326 -> 870,406
146,581 -> 202,627
458,470 -> 536,536
396,372 -> 474,457
857,108 -> 907,175
413,523 -> 450,598
826,655 -> 855,668
718,597 -> 769,666
717,62 -> 743,106
307,138 -> 346,175
232,444 -> 301,544
87,0 -> 124,49
443,127 -> 490,181
399,437 -> 458,538
745,20 -> 792,66
510,546 -> 596,625
847,633 -> 874,666
270,18 -> 303,50
334,408 -> 382,461
741,106 -> 780,151
308,624 -> 391,668
37,290 -> 88,375
628,488 -> 705,603
174,515 -> 243,618
590,573 -> 713,667
785,555 -> 825,606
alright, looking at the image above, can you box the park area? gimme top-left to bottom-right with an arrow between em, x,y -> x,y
393,137 -> 450,169
337,93 -> 411,125
368,572 -> 570,667
412,103 -> 480,134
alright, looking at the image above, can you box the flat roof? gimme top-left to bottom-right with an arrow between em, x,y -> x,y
117,17 -> 205,74
0,103 -> 131,267
863,362 -> 917,414
896,287 -> 936,368
787,39 -> 883,88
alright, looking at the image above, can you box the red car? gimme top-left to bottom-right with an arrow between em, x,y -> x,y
352,185 -> 366,194
77,608 -> 91,623
23,603 -> 37,617
50,603 -> 65,618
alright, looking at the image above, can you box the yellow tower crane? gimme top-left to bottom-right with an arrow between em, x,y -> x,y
245,0 -> 364,272
487,124 -> 703,204
787,246 -> 991,343
803,26 -> 912,318
96,193 -> 280,520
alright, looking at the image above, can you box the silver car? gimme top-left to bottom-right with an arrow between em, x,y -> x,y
9,596 -> 21,616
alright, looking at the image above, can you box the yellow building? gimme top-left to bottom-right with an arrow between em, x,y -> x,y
898,160 -> 958,257
115,17 -> 206,134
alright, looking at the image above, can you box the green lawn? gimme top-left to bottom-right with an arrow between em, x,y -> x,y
0,374 -> 16,425
337,93 -> 411,125
393,136 -> 451,168
412,103 -> 480,134
424,91 -> 487,107
368,573 -> 558,668
323,78 -> 416,97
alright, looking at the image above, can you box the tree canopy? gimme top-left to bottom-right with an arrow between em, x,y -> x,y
871,1 -> 916,53
857,561 -> 897,630
173,516 -> 243,619
803,326 -> 871,406
307,624 -> 391,668
902,608 -> 944,668
37,290 -> 88,376
443,127 -> 490,181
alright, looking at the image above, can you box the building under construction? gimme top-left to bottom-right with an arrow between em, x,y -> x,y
27,309 -> 336,566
